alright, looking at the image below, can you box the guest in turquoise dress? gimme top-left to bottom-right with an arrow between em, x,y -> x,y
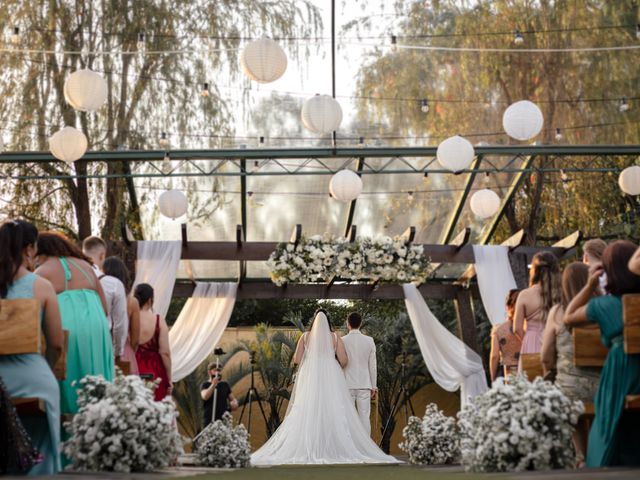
35,232 -> 114,415
0,220 -> 64,475
565,240 -> 640,467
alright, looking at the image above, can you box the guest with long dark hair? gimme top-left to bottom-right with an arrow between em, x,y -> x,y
134,284 -> 171,400
565,240 -> 640,467
35,232 -> 113,415
0,220 -> 63,474
103,256 -> 140,374
514,252 -> 561,371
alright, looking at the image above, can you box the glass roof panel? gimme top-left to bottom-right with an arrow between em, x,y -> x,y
352,157 -> 472,242
246,158 -> 357,241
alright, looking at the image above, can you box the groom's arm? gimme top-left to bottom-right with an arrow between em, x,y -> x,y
368,340 -> 377,392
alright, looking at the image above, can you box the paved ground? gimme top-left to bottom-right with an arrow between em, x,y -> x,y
14,464 -> 640,480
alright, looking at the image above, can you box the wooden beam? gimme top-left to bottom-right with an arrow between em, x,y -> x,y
553,230 -> 582,259
181,223 -> 188,248
290,224 -> 302,245
236,225 -> 246,283
442,155 -> 483,243
173,281 -> 479,300
424,227 -> 471,280
236,224 -> 243,248
347,225 -> 357,243
344,157 -> 365,237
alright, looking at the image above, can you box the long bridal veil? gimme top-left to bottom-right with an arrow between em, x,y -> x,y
250,312 -> 398,465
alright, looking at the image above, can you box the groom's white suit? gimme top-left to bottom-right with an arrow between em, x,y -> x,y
342,329 -> 377,435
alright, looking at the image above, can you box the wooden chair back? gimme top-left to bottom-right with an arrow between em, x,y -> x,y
623,294 -> 640,354
0,299 -> 41,355
52,330 -> 69,380
519,353 -> 543,380
573,327 -> 608,367
116,359 -> 131,375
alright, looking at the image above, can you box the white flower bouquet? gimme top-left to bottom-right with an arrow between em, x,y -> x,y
457,375 -> 584,472
399,403 -> 460,465
267,234 -> 429,285
195,413 -> 251,468
62,374 -> 183,472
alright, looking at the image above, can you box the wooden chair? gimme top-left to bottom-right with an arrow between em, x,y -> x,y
115,359 -> 131,375
573,326 -> 608,367
623,294 -> 640,354
519,353 -> 543,380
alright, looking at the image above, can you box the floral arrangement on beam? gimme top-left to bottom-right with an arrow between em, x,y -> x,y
266,234 -> 430,286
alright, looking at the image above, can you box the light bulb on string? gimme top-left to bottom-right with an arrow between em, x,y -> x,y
555,128 -> 563,141
201,82 -> 210,97
163,151 -> 170,162
561,169 -> 570,190
483,172 -> 491,184
137,32 -> 145,51
514,29 -> 524,45
420,99 -> 429,113
390,34 -> 397,52
10,26 -> 20,45
259,136 -> 265,145
407,191 -> 414,200
159,131 -> 169,148
619,97 -> 630,112
358,136 -> 365,148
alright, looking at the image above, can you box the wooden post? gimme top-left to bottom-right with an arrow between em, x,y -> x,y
454,288 -> 479,354
509,251 -> 529,289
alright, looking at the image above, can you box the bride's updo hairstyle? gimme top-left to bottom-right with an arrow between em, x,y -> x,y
310,308 -> 333,331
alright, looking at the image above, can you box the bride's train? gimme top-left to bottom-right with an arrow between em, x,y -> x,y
251,313 -> 398,465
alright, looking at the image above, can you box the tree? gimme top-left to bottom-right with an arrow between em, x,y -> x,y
0,0 -> 321,239
350,0 -> 640,244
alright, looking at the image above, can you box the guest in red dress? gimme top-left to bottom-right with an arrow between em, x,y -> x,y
133,283 -> 171,400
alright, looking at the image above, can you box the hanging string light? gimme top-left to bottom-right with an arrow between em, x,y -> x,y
201,82 -> 210,97
619,97 -> 630,112
358,136 -> 365,147
10,26 -> 20,45
420,99 -> 430,113
159,131 -> 169,148
514,29 -> 524,44
259,136 -> 264,145
137,32 -> 145,51
555,128 -> 563,140
483,172 -> 491,184
560,169 -> 570,190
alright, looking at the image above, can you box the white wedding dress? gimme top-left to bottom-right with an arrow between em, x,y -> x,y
251,312 -> 398,465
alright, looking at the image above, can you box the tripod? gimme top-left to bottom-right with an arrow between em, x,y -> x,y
239,353 -> 269,435
379,351 -> 415,447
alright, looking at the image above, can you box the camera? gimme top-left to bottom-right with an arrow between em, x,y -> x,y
214,347 -> 225,356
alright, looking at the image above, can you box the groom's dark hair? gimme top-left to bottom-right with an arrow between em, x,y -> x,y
347,312 -> 362,329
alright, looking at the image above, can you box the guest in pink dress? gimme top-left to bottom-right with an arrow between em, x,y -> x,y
514,252 -> 561,370
103,256 -> 139,374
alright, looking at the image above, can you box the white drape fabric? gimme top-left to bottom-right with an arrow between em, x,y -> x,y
133,241 -> 181,319
403,284 -> 488,406
169,282 -> 237,382
473,245 -> 518,326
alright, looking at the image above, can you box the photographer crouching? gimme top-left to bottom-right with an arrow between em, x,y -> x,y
200,361 -> 239,430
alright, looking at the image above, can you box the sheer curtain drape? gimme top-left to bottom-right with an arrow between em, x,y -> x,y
133,241 -> 181,319
473,245 -> 518,326
169,282 -> 237,382
403,284 -> 488,406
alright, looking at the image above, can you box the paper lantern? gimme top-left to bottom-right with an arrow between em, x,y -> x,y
240,38 -> 287,83
301,95 -> 343,134
619,166 -> 640,195
436,135 -> 475,172
64,69 -> 108,112
502,100 -> 544,141
49,127 -> 88,163
470,189 -> 501,219
329,170 -> 362,203
158,189 -> 188,219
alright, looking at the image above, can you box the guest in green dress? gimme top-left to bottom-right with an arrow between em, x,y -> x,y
35,232 -> 114,415
565,240 -> 640,467
0,220 -> 64,475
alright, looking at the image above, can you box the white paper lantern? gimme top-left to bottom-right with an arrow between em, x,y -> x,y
619,166 -> 640,195
301,95 -> 343,134
64,69 -> 108,112
49,126 -> 88,163
329,169 -> 362,203
158,189 -> 188,219
240,38 -> 287,83
470,189 -> 501,219
502,100 -> 544,141
436,135 -> 475,172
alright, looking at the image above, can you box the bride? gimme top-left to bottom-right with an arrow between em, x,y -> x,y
251,310 -> 398,465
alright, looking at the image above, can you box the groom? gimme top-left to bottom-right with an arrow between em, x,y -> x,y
341,312 -> 377,436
